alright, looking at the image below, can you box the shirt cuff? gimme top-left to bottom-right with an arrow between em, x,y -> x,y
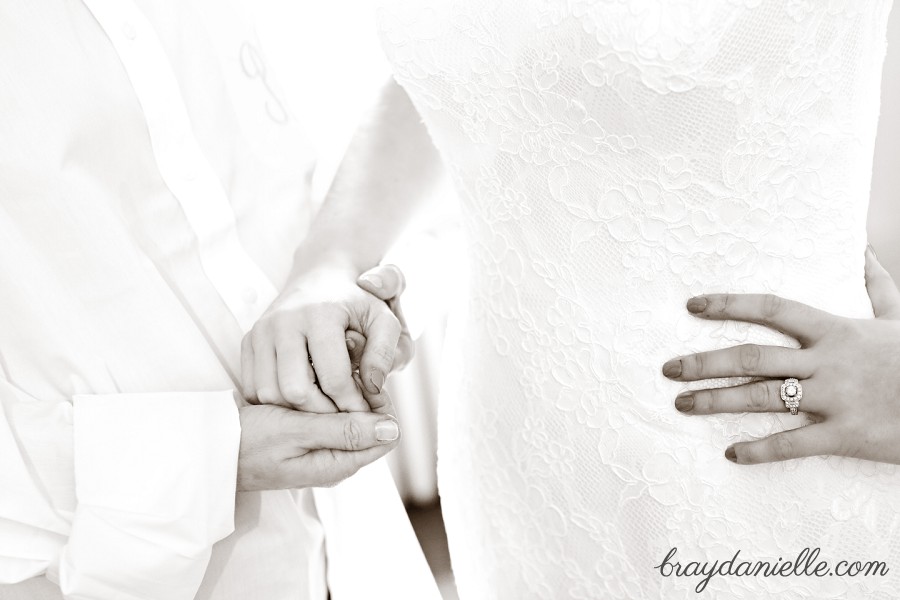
57,390 -> 240,600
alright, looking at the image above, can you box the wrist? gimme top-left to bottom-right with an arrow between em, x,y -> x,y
290,235 -> 385,282
291,244 -> 359,278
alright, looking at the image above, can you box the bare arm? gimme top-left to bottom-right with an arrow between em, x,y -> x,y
868,0 -> 900,279
292,78 -> 441,277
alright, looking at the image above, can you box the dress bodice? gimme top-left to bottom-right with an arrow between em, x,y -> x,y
378,2 -> 900,598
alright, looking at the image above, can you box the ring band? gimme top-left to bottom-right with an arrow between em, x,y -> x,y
780,378 -> 802,415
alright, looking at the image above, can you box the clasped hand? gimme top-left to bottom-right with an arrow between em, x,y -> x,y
236,263 -> 412,491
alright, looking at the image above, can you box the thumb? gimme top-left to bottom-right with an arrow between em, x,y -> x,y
352,371 -> 398,414
288,411 -> 401,452
357,263 -> 406,301
356,264 -> 414,371
865,244 -> 900,318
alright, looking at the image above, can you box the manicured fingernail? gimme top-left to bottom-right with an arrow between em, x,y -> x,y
675,392 -> 693,412
375,418 -> 400,442
686,296 -> 708,314
868,243 -> 878,259
368,369 -> 385,394
360,274 -> 383,289
662,359 -> 682,378
345,337 -> 356,351
725,446 -> 737,463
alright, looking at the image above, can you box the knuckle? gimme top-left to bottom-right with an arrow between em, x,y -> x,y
318,373 -> 351,396
250,326 -> 270,348
748,382 -> 770,411
831,318 -> 858,342
762,294 -> 784,320
687,353 -> 705,378
372,314 -> 402,343
720,293 -> 733,315
371,343 -> 395,366
272,329 -> 297,347
695,389 -> 715,413
240,378 -> 257,403
771,434 -> 795,461
256,386 -> 282,405
742,443 -> 765,465
738,344 -> 762,373
832,376 -> 855,401
343,418 -> 363,451
311,302 -> 344,320
280,384 -> 310,407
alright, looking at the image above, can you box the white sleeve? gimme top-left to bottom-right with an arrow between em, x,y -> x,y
0,386 -> 241,600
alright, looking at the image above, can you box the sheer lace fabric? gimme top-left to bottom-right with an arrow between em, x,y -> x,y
378,1 -> 899,598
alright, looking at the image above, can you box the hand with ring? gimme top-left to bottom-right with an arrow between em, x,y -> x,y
663,246 -> 900,466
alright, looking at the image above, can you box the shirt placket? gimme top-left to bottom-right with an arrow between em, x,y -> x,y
80,0 -> 278,333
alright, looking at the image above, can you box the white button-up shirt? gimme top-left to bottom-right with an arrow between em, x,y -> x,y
0,1 -> 438,598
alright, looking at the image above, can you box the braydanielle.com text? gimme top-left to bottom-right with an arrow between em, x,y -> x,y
655,547 -> 889,593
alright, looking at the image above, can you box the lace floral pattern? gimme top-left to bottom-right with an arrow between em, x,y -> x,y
378,1 -> 899,597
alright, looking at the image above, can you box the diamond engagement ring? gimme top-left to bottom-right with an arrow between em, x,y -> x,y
780,378 -> 802,415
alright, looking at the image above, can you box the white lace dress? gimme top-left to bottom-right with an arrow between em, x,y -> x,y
378,2 -> 900,598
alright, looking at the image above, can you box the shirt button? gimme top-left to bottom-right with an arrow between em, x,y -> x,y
122,23 -> 137,40
242,287 -> 259,305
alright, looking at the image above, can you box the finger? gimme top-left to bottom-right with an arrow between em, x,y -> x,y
359,308 -> 401,395
354,371 -> 397,414
676,379 -> 818,415
278,411 -> 402,487
356,264 -> 415,370
287,411 -> 401,451
865,245 -> 900,319
727,423 -> 836,464
240,334 -> 258,403
346,330 -> 367,371
388,296 -> 415,370
252,332 -> 285,406
685,293 -> 834,345
275,336 -> 337,413
308,324 -> 369,412
357,263 -> 406,301
663,344 -> 813,381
